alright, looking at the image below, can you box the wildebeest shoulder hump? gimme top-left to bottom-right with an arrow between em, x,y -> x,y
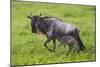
40,16 -> 63,22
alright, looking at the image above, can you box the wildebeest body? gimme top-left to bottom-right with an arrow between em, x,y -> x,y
38,17 -> 77,36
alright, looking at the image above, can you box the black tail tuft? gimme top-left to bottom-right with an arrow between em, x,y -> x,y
75,28 -> 86,51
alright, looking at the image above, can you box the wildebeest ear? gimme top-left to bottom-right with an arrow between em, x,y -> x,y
27,16 -> 32,19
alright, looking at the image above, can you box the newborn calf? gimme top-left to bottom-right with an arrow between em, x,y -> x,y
59,36 -> 79,53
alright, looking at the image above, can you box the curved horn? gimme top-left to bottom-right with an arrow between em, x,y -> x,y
27,12 -> 32,19
39,13 -> 42,16
30,12 -> 32,17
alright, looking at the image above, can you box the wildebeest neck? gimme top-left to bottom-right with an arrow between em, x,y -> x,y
37,20 -> 51,34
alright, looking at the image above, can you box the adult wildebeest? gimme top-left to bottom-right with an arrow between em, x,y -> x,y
27,14 -> 86,52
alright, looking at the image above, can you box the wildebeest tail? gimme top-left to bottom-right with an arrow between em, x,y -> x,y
75,28 -> 86,51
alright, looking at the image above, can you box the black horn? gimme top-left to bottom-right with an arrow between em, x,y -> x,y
27,12 -> 32,19
39,13 -> 42,16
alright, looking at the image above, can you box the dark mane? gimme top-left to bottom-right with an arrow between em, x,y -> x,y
41,16 -> 63,22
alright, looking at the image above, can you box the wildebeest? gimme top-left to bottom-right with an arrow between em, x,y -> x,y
27,13 -> 86,52
58,35 -> 79,53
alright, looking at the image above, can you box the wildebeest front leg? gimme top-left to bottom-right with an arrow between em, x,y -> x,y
44,37 -> 54,52
52,39 -> 56,52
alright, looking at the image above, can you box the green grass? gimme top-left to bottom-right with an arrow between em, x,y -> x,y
11,1 -> 96,66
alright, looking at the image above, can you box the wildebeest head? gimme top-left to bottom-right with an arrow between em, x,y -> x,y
27,13 -> 41,33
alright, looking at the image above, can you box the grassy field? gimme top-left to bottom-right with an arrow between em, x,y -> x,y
11,1 -> 96,66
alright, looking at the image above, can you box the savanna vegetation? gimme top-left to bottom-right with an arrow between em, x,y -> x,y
11,1 -> 96,66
